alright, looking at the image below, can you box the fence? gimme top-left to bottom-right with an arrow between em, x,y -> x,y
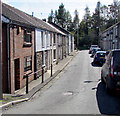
25,64 -> 53,94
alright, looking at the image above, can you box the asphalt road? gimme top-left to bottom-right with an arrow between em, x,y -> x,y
3,50 -> 120,114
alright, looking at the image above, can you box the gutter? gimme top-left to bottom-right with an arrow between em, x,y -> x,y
7,23 -> 11,93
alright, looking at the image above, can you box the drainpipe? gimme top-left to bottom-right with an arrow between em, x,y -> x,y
7,24 -> 11,93
34,30 -> 37,80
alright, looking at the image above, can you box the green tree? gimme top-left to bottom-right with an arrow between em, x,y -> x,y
48,3 -> 73,31
108,0 -> 120,23
48,10 -> 54,23
73,9 -> 80,49
100,0 -> 120,29
65,11 -> 72,31
100,5 -> 109,31
56,3 -> 66,28
73,9 -> 80,29
90,1 -> 101,44
78,6 -> 93,49
84,6 -> 91,35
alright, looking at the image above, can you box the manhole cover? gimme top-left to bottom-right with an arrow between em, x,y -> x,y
63,91 -> 73,96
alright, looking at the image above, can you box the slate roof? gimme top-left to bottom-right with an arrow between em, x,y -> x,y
2,3 -> 63,34
49,22 -> 70,34
46,22 -> 66,36
2,3 -> 34,27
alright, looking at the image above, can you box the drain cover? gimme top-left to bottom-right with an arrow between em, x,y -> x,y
63,91 -> 73,96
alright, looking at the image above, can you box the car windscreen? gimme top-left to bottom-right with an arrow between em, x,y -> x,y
97,53 -> 106,57
113,51 -> 120,71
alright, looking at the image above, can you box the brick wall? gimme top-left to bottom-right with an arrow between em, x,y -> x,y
10,25 -> 35,93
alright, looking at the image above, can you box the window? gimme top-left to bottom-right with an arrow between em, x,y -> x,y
50,33 -> 52,46
23,29 -> 32,47
53,49 -> 56,59
41,31 -> 44,48
53,34 -> 56,45
46,32 -> 50,47
48,33 -> 50,47
24,56 -> 32,72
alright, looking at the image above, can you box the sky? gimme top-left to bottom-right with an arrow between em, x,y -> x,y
2,0 -> 114,21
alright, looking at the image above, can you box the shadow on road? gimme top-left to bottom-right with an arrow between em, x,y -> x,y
91,62 -> 103,67
96,82 -> 120,115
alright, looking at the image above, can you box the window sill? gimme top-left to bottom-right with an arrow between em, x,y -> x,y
23,70 -> 32,78
23,42 -> 32,47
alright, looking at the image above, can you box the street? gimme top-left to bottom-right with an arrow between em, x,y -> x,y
3,50 -> 120,114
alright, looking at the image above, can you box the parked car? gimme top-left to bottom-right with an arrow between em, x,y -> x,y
91,47 -> 101,57
89,45 -> 99,54
93,51 -> 106,65
101,49 -> 120,92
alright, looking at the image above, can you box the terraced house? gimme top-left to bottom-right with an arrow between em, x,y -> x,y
2,3 -> 36,94
2,2 -> 74,94
99,21 -> 120,51
49,22 -> 74,62
34,17 -> 66,78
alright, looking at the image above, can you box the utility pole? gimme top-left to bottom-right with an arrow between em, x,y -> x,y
0,0 -> 3,100
96,1 -> 100,45
76,24 -> 79,50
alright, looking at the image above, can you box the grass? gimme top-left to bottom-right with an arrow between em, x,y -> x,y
0,95 -> 25,105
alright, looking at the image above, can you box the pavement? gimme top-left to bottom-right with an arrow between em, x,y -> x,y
0,50 -> 78,109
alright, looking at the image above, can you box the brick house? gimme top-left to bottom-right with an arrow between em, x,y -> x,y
2,3 -> 68,93
2,3 -> 35,93
2,2 -> 74,94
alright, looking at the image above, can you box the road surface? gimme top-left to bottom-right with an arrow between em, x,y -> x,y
3,50 -> 120,114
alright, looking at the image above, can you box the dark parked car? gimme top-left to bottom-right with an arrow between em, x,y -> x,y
93,51 -> 106,65
101,49 -> 120,92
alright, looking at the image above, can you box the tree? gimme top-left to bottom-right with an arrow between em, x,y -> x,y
56,3 -> 66,28
48,3 -> 74,32
65,11 -> 72,31
90,1 -> 101,44
73,9 -> 80,29
74,7 -> 93,49
108,0 -> 120,23
48,10 -> 54,23
73,10 -> 80,49
84,6 -> 91,35
100,5 -> 109,27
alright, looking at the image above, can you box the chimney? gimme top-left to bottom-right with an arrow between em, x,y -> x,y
32,12 -> 34,17
42,19 -> 46,22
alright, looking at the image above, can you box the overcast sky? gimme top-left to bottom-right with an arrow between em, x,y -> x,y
2,0 -> 114,20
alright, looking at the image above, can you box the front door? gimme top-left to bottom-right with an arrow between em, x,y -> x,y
14,58 -> 20,90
